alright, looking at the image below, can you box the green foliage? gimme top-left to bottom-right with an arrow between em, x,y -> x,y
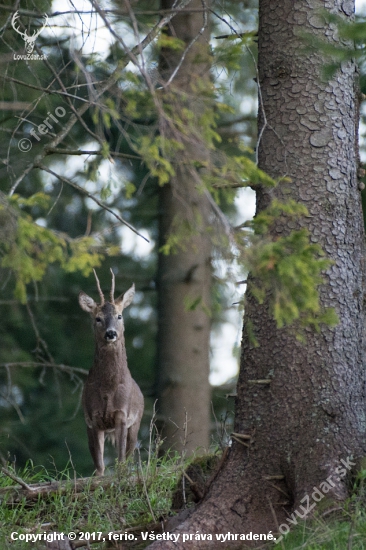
156,33 -> 185,52
299,11 -> 366,80
184,294 -> 203,312
1,194 -> 103,303
243,200 -> 338,333
159,216 -> 194,255
136,135 -> 181,186
324,11 -> 366,47
252,199 -> 308,235
100,140 -> 111,159
124,89 -> 155,119
66,237 -> 104,275
204,154 -> 276,196
124,181 -> 137,199
183,293 -> 212,317
214,41 -> 247,72
197,107 -> 222,149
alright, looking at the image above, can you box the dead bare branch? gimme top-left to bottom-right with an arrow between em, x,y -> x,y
0,475 -> 119,504
1,467 -> 35,491
0,101 -> 32,110
0,73 -> 89,103
36,164 -> 149,242
164,0 -> 209,89
0,362 -> 88,376
7,0 -> 195,246
44,147 -> 140,160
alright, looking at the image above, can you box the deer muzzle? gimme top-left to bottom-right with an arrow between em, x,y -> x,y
105,329 -> 117,342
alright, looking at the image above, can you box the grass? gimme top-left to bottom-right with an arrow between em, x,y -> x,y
275,514 -> 366,550
0,449 -> 185,550
273,471 -> 366,550
1,456 -> 366,549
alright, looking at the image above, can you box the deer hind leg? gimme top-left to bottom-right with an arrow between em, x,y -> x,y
115,411 -> 128,462
126,422 -> 140,457
87,426 -> 105,476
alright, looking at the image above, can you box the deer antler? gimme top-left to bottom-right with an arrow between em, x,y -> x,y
93,269 -> 105,306
110,268 -> 115,304
11,12 -> 27,40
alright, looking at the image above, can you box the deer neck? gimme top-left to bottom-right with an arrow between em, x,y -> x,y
91,340 -> 130,384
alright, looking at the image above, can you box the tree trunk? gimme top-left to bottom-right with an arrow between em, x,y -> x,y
148,0 -> 366,546
156,0 -> 212,454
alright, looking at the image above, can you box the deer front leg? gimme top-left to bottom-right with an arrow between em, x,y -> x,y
115,411 -> 128,462
126,421 -> 140,457
86,426 -> 105,476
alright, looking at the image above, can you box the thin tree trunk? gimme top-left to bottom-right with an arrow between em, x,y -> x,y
156,0 -> 212,454
148,0 -> 366,546
157,184 -> 212,454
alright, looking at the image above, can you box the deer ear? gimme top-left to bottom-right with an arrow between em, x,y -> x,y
115,284 -> 135,310
79,291 -> 97,313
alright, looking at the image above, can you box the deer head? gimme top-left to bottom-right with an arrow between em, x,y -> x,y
79,269 -> 135,345
12,11 -> 48,54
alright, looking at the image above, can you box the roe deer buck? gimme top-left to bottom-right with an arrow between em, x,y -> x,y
79,269 -> 144,476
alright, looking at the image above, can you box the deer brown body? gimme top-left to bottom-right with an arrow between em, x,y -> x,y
79,269 -> 144,476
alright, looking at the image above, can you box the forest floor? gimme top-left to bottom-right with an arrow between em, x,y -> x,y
1,449 -> 366,550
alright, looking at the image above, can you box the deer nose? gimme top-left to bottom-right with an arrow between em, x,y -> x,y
105,330 -> 117,341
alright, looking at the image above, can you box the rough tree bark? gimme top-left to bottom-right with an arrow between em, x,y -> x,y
156,0 -> 212,454
149,0 -> 366,547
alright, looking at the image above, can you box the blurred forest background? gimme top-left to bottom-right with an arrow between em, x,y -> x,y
0,0 -> 365,476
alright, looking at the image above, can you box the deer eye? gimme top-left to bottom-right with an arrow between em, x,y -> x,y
96,317 -> 102,323
117,314 -> 122,320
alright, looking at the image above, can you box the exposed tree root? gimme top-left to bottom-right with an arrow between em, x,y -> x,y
145,445 -> 355,550
144,448 -> 282,549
